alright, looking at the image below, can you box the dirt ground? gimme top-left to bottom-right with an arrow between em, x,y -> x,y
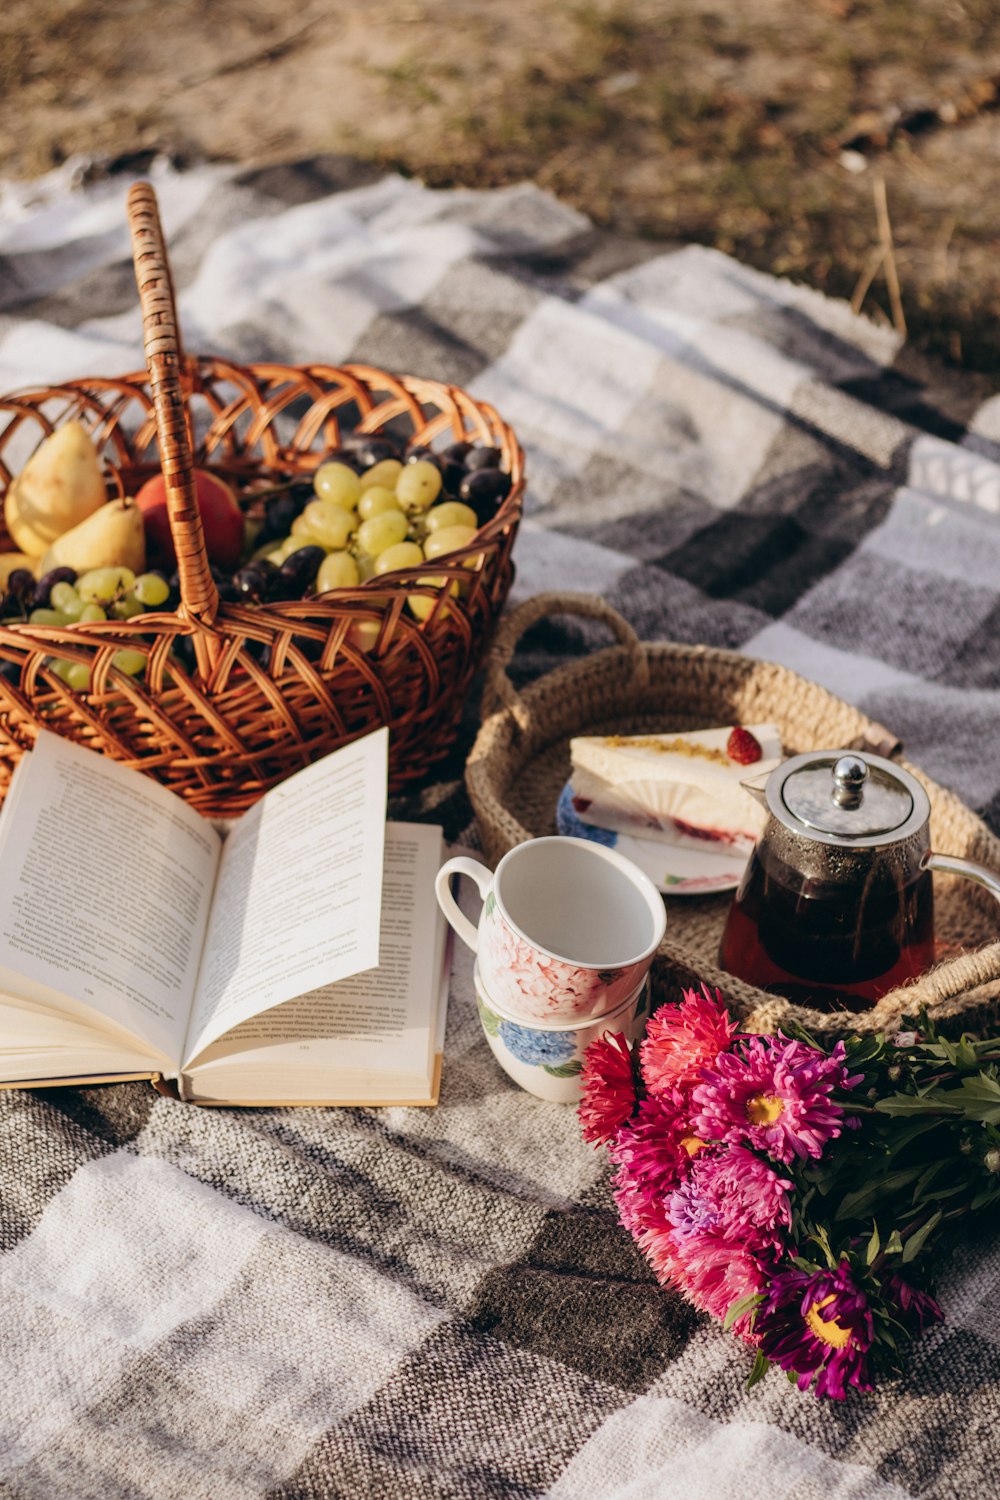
4,0 -> 1000,383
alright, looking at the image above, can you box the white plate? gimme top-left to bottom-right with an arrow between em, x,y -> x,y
555,782 -> 746,897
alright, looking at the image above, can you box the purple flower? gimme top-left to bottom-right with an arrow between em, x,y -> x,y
884,1272 -> 943,1336
756,1261 -> 874,1399
666,1146 -> 793,1260
692,1034 -> 861,1164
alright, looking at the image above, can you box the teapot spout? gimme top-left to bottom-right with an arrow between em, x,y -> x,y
740,769 -> 771,810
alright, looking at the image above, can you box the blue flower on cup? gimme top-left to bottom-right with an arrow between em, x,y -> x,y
498,1019 -> 577,1067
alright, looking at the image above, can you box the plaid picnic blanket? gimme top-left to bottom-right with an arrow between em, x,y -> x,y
0,157 -> 998,1500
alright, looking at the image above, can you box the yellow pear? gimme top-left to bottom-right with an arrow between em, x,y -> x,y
37,499 -> 146,576
5,420 -> 107,556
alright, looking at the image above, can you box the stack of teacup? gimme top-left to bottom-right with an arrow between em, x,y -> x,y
435,836 -> 667,1102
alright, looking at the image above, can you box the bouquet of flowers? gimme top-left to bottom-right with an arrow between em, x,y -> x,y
579,987 -> 1000,1398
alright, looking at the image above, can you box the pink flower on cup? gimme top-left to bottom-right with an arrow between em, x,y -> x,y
479,899 -> 643,1020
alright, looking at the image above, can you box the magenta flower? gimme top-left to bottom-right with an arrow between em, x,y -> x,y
756,1261 -> 875,1398
666,1146 -> 793,1260
611,1089 -> 707,1222
883,1272 -> 943,1336
640,986 -> 737,1095
579,1033 -> 637,1145
692,1034 -> 861,1164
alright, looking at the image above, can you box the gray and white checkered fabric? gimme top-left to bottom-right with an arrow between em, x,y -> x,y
0,158 -> 998,1500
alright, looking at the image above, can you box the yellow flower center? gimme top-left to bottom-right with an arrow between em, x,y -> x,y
746,1092 -> 784,1126
805,1294 -> 852,1350
679,1135 -> 706,1157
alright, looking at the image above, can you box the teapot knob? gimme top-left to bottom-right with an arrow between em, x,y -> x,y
832,754 -> 868,809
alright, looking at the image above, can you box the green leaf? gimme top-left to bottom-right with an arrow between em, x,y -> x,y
865,1222 -> 881,1266
484,891 -> 496,921
883,1229 -> 904,1256
542,1059 -> 584,1077
477,997 -> 501,1036
875,1092 -> 964,1117
746,1350 -> 770,1390
835,1164 -> 925,1221
901,1209 -> 943,1264
724,1292 -> 762,1331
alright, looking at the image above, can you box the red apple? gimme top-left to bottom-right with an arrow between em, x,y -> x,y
136,469 -> 244,572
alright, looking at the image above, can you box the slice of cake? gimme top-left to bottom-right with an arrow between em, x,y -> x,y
568,725 -> 782,855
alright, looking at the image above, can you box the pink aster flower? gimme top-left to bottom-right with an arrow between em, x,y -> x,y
692,1034 -> 861,1164
640,986 -> 737,1095
669,1231 -> 769,1334
666,1146 -> 793,1261
610,1090 -> 708,1222
579,1033 -> 637,1144
756,1260 -> 875,1399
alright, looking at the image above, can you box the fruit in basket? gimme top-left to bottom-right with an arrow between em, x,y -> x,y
36,498 -> 145,576
313,462 -> 361,512
0,553 -> 37,587
396,460 -> 443,515
136,469 -> 243,571
4,421 -> 107,556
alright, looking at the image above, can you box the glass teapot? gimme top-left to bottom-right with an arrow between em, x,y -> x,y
718,749 -> 1000,1011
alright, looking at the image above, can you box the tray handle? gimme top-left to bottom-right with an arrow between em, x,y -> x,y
483,591 -> 649,731
127,181 -> 221,672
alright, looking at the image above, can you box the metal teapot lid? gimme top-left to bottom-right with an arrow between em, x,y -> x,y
765,750 -> 930,848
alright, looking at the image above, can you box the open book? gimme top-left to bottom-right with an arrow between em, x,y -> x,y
0,728 -> 449,1106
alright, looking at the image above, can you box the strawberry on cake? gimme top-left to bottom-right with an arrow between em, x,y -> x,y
568,724 -> 782,856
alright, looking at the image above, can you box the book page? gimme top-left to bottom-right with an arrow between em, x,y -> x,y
0,731 -> 220,1066
183,727 -> 388,1062
184,821 -> 444,1088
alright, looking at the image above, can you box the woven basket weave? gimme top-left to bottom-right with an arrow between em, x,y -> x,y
0,182 -> 524,814
466,592 -> 1000,1037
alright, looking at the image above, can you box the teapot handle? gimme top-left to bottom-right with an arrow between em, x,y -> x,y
922,851 -> 1000,906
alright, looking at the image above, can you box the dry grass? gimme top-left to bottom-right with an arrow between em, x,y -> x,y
3,0 -> 1000,379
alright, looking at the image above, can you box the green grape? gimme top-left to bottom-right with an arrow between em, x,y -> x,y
112,649 -> 147,676
358,458 -> 403,493
425,501 -> 478,533
60,598 -> 87,623
396,460 -> 442,514
347,620 -> 381,654
356,510 -> 408,558
299,500 -> 356,551
133,573 -> 170,607
408,575 -> 459,622
65,661 -> 92,691
48,658 -> 72,683
78,603 -> 107,623
316,551 -> 360,591
355,554 -> 377,582
50,582 -> 81,612
423,524 -> 479,561
30,608 -> 72,626
77,567 -> 136,603
374,541 -> 424,575
357,487 -> 403,522
111,596 -> 145,620
313,462 -> 361,511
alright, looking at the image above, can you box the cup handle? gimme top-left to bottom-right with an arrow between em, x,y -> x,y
435,856 -> 494,952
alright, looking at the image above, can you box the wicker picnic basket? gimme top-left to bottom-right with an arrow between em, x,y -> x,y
466,592 -> 1000,1038
0,182 -> 525,814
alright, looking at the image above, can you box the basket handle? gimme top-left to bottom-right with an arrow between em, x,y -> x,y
483,591 -> 649,731
127,181 -> 221,655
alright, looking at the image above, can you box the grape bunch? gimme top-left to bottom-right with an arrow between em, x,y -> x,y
236,435 -> 512,621
0,564 -> 170,690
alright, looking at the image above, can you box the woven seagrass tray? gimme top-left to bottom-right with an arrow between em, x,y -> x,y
0,182 -> 524,814
466,592 -> 1000,1037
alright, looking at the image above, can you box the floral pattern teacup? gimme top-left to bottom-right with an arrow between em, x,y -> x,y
475,965 -> 652,1103
435,835 -> 666,1023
